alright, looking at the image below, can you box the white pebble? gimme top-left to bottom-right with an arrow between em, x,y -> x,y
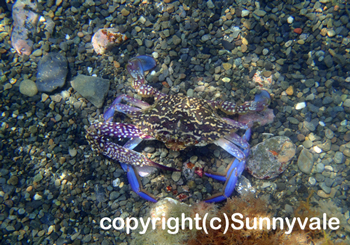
308,177 -> 316,186
152,52 -> 159,59
113,178 -> 120,187
295,102 -> 306,110
139,16 -> 146,24
34,193 -> 42,200
262,48 -> 269,55
340,120 -> 347,126
313,146 -> 322,153
287,16 -> 294,24
241,10 -> 249,17
319,121 -> 325,126
345,77 -> 350,83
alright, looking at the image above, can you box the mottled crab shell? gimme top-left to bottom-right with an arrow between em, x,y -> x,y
128,94 -> 238,151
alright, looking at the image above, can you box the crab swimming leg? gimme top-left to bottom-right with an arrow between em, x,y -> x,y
204,128 -> 251,203
210,90 -> 271,115
119,138 -> 158,202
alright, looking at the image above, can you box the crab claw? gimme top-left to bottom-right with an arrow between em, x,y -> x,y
254,90 -> 271,112
127,55 -> 157,80
204,128 -> 251,203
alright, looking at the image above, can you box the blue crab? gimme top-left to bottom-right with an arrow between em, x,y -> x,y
86,55 -> 271,203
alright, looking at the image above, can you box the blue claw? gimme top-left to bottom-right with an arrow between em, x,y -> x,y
254,90 -> 271,112
204,128 -> 251,203
135,55 -> 157,72
127,55 -> 157,78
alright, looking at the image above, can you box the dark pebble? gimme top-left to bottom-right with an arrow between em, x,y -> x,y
222,40 -> 234,50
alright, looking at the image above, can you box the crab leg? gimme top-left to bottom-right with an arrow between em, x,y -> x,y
214,138 -> 245,161
87,123 -> 179,202
104,94 -> 151,122
127,55 -> 165,100
210,90 -> 271,115
204,128 -> 251,203
119,138 -> 157,202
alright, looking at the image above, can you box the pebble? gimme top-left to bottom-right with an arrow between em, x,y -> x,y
320,182 -> 331,194
71,74 -> 110,108
36,53 -> 68,92
315,163 -> 325,173
33,193 -> 42,200
19,79 -> 38,97
297,148 -> 314,174
171,171 -> 181,182
7,176 -> 18,185
308,177 -> 316,186
287,16 -> 294,24
32,49 -> 42,56
241,10 -> 249,17
334,152 -> 344,164
33,173 -> 43,183
69,148 -> 77,157
286,86 -> 293,96
253,9 -> 266,17
247,136 -> 296,179
295,102 -> 306,110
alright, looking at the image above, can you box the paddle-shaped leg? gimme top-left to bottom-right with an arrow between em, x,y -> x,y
204,128 -> 251,203
118,138 -> 179,202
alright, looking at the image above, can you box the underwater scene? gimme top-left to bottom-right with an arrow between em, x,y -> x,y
0,0 -> 350,244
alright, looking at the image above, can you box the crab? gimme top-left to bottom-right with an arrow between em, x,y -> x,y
86,55 -> 271,203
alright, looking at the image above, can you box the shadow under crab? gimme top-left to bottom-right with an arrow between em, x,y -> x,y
86,55 -> 271,203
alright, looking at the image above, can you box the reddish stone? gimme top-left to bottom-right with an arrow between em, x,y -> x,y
294,28 -> 302,34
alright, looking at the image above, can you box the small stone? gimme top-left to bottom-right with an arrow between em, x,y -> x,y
19,79 -> 38,97
121,8 -> 130,16
334,152 -> 344,164
297,148 -> 314,174
241,10 -> 249,17
33,173 -> 43,183
36,53 -> 68,92
303,140 -> 313,148
325,128 -> 334,139
320,182 -> 331,194
69,148 -> 77,157
172,35 -> 181,45
171,171 -> 181,182
33,193 -> 42,200
343,99 -> 350,107
308,177 -> 316,185
286,86 -> 293,96
295,102 -> 306,110
262,48 -> 269,55
206,0 -> 215,9
313,146 -> 322,153
222,63 -> 232,70
324,55 -> 333,68
32,49 -> 42,56
222,77 -> 230,83
287,16 -> 294,24
109,191 -> 120,200
253,9 -> 266,17
7,176 -> 18,185
315,163 -> 325,173
71,74 -> 110,108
